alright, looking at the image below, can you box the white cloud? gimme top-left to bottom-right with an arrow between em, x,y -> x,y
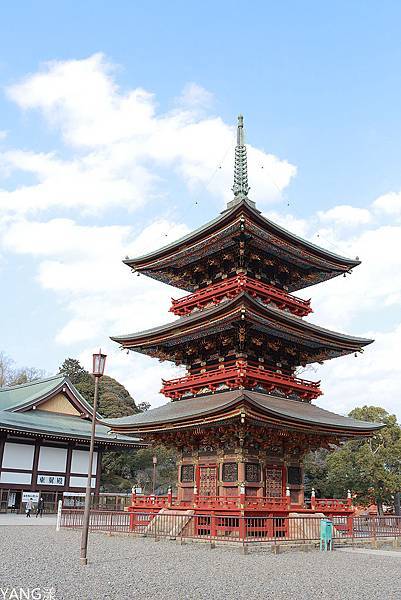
263,210 -> 310,238
0,148 -> 154,214
175,83 -> 214,110
307,224 -> 401,330
2,217 -> 188,348
316,324 -> 401,418
372,191 -> 401,218
1,54 -> 295,215
7,54 -> 155,148
317,204 -> 372,227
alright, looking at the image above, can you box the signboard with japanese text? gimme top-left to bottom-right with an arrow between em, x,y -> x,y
37,474 -> 65,486
22,491 -> 40,503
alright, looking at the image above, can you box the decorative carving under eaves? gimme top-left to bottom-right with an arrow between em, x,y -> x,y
143,420 -> 340,457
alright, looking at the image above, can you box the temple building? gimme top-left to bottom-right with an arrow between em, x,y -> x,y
0,375 -> 142,512
105,116 -> 382,518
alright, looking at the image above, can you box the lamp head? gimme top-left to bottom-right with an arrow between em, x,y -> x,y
92,349 -> 107,377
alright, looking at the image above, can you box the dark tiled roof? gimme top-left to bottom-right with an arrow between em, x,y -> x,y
0,409 -> 142,445
125,199 -> 359,269
102,390 -> 383,434
0,374 -> 142,446
104,390 -> 243,426
111,292 -> 373,350
0,374 -> 94,413
0,374 -> 86,414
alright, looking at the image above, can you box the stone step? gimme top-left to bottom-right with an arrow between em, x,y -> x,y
145,509 -> 194,537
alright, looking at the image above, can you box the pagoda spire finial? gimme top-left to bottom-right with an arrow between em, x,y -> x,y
232,114 -> 250,198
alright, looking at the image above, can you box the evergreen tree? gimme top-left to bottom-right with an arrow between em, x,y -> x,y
58,357 -> 178,492
59,358 -> 89,385
304,406 -> 401,513
59,357 -> 138,417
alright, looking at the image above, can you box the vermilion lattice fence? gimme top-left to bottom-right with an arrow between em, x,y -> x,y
60,510 -> 401,544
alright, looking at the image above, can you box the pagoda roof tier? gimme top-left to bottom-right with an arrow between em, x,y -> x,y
102,390 -> 383,438
124,198 -> 360,292
111,292 -> 373,364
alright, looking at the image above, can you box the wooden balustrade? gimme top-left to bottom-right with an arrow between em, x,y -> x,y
161,362 -> 321,401
129,493 -> 352,514
170,274 -> 312,317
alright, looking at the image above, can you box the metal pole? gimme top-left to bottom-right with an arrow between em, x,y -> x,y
152,456 -> 157,495
80,375 -> 100,565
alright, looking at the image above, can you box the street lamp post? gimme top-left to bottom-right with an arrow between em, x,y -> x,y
80,349 -> 107,565
152,455 -> 158,495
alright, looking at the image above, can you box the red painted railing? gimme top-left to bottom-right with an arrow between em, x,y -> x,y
129,492 -> 290,511
170,274 -> 312,317
161,362 -> 321,401
195,495 -> 243,509
312,498 -> 351,510
60,510 -> 401,543
129,494 -> 174,508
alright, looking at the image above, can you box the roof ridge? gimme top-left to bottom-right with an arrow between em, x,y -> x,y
0,373 -> 65,392
124,200 -> 360,269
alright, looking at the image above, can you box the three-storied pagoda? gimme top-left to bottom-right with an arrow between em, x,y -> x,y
105,116 -> 382,517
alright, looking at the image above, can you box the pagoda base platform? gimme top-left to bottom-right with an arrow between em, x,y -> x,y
126,494 -> 355,540
127,493 -> 354,518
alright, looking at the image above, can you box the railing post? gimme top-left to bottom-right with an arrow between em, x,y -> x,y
129,510 -> 135,532
239,514 -> 247,546
239,484 -> 247,549
347,489 -> 352,507
193,485 -> 198,509
311,487 -> 316,510
371,515 -> 377,548
240,484 -> 246,510
167,487 -> 172,508
56,500 -> 62,532
210,515 -> 217,540
286,486 -> 291,508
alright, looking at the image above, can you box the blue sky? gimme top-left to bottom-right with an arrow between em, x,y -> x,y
1,2 -> 401,417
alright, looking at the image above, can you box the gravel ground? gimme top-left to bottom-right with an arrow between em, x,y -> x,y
1,526 -> 401,600
0,514 -> 56,526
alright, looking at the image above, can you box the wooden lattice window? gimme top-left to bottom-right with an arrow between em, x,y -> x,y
222,462 -> 238,482
245,463 -> 261,482
199,466 -> 217,496
265,466 -> 283,498
287,466 -> 302,485
181,464 -> 195,483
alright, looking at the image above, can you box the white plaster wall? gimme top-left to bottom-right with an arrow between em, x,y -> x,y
69,476 -> 96,488
71,449 -> 97,475
2,442 -> 34,470
38,446 -> 67,472
0,471 -> 32,484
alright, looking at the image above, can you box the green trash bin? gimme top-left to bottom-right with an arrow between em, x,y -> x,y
320,518 -> 333,551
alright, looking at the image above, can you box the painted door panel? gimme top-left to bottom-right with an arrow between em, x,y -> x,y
198,466 -> 217,496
